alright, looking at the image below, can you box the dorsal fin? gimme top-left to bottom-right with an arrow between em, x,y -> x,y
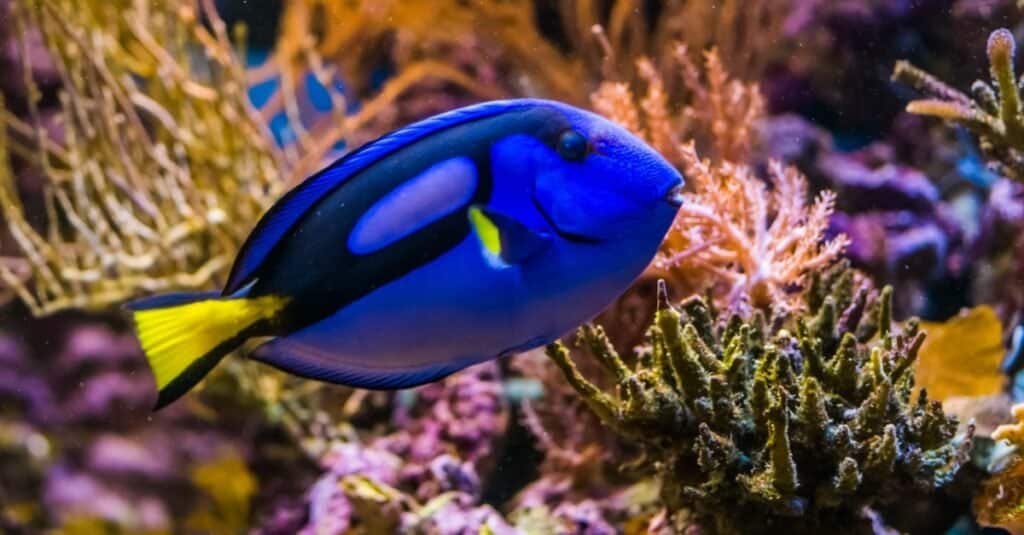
223,99 -> 542,294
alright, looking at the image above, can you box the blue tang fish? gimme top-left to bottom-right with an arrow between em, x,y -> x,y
128,99 -> 684,409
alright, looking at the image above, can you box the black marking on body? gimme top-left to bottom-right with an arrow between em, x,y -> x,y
248,105 -> 572,333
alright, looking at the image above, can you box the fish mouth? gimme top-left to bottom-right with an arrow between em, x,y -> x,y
664,182 -> 684,208
531,196 -> 603,244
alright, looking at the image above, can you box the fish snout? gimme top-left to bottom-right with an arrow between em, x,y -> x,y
665,182 -> 685,208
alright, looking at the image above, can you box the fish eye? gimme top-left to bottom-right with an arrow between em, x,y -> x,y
556,130 -> 588,162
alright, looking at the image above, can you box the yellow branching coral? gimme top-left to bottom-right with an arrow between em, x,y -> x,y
0,0 -> 284,315
650,145 -> 849,313
0,0 -> 492,316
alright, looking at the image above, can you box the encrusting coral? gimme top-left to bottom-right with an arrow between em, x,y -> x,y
893,27 -> 1024,183
546,265 -> 973,534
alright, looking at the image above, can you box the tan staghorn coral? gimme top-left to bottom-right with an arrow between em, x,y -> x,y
0,0 -> 285,315
0,0 -> 492,316
651,145 -> 849,314
893,28 -> 1024,183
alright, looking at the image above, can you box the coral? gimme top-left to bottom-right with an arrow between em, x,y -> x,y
546,266 -> 972,534
307,472 -> 517,535
975,403 -> 1024,533
587,48 -> 845,315
300,363 -> 510,534
992,403 -> 1024,447
650,144 -> 848,314
590,46 -> 765,165
274,0 -> 794,110
753,113 -> 976,320
821,145 -> 968,316
370,362 -> 508,500
893,28 -> 1024,183
0,0 -> 284,315
915,306 -> 1006,402
0,0 -> 487,317
510,348 -> 630,501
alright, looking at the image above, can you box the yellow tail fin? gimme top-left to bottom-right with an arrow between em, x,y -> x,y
128,292 -> 287,409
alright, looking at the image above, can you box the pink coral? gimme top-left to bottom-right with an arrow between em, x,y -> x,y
651,144 -> 849,313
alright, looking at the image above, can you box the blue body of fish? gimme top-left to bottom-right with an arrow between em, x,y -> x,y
128,98 -> 684,408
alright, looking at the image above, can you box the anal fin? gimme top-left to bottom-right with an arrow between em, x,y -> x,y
251,337 -> 471,390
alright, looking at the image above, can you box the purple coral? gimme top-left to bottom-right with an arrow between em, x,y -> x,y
373,361 -> 508,499
301,363 -> 509,533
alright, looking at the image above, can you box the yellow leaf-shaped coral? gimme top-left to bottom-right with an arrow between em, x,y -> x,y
184,451 -> 256,534
916,306 -> 1005,401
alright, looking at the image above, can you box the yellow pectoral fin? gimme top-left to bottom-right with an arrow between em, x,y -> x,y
468,205 -> 502,257
468,204 -> 552,265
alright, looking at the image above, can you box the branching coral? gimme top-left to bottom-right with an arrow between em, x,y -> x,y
651,144 -> 849,314
274,0 -> 793,109
588,46 -> 845,314
590,45 -> 765,165
546,266 -> 972,534
893,28 -> 1024,183
0,0 -> 286,315
0,0 -> 491,317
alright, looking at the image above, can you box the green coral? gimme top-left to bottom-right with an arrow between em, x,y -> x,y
893,28 -> 1024,183
546,267 -> 972,535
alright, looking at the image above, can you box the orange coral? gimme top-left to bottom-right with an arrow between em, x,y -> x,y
273,0 -> 792,109
591,45 -> 765,164
649,145 -> 848,313
590,45 -> 843,314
